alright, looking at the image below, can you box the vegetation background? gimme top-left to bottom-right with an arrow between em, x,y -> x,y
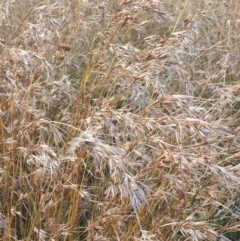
0,0 -> 240,240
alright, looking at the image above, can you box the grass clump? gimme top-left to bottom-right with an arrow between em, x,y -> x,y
0,0 -> 240,240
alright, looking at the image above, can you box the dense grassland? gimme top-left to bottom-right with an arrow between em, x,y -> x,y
0,0 -> 240,240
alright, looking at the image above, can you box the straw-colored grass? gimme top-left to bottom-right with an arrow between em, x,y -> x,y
0,0 -> 240,240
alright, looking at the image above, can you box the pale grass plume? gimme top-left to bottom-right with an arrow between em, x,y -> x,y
0,0 -> 240,240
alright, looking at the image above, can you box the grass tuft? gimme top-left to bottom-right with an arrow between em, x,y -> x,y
0,0 -> 240,240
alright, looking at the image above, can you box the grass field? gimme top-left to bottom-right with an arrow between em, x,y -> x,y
0,0 -> 240,240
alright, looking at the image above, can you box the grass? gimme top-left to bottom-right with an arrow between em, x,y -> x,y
0,0 -> 240,240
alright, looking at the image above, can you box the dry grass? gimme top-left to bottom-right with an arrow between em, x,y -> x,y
0,0 -> 240,240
